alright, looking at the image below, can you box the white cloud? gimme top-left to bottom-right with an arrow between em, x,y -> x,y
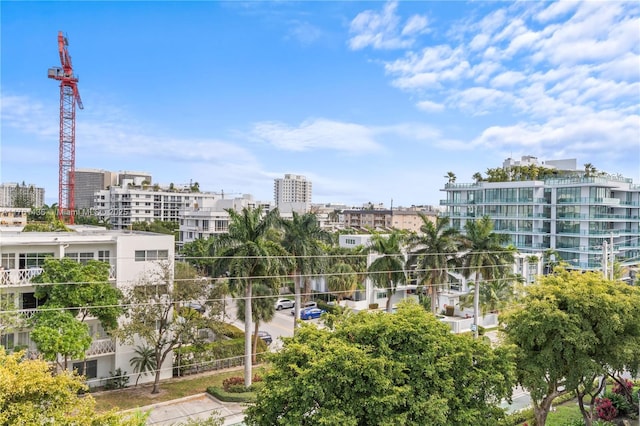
287,21 -> 323,45
0,95 -> 58,138
490,71 -> 525,88
250,118 -> 384,153
416,100 -> 445,112
535,1 -> 579,23
348,1 -> 429,50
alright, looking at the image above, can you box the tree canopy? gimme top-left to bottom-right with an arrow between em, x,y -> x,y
501,269 -> 640,426
245,301 -> 516,425
0,349 -> 146,425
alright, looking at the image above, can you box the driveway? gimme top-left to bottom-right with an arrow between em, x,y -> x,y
142,393 -> 247,426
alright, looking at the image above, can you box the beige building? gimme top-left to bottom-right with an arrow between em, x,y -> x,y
0,207 -> 30,227
343,207 -> 438,232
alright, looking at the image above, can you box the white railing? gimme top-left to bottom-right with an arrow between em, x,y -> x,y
0,268 -> 43,287
86,338 -> 116,356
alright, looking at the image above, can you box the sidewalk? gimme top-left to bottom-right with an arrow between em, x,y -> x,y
135,393 -> 247,426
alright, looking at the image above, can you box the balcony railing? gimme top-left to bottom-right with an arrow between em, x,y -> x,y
1,265 -> 116,287
86,338 -> 116,356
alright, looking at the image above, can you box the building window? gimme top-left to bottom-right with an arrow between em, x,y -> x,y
72,359 -> 98,379
135,250 -> 169,262
98,250 -> 110,263
1,333 -> 14,350
1,254 -> 15,269
65,252 -> 95,265
18,253 -> 54,269
135,251 -> 146,262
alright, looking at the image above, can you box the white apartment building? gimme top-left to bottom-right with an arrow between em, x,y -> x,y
94,186 -> 221,230
274,174 -> 312,213
178,195 -> 273,246
441,158 -> 640,272
0,227 -> 175,387
0,183 -> 45,208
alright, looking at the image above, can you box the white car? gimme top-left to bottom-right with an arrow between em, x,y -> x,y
275,298 -> 295,310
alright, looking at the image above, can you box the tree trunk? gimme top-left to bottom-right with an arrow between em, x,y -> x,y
152,366 -> 161,394
533,396 -> 555,426
244,281 -> 253,388
293,273 -> 301,331
473,276 -> 480,339
430,281 -> 438,314
252,321 -> 260,365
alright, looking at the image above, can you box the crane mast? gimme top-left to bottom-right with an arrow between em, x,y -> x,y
48,31 -> 83,224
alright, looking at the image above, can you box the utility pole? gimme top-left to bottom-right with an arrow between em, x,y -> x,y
602,241 -> 608,279
609,233 -> 615,280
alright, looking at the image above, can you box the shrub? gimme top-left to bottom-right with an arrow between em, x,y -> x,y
603,390 -> 632,416
612,378 -> 633,395
206,386 -> 256,403
222,376 -> 244,392
103,367 -> 130,390
595,397 -> 617,421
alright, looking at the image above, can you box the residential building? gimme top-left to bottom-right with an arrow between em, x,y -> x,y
94,185 -> 220,230
441,157 -> 640,271
0,207 -> 30,227
274,174 -> 312,213
0,183 -> 45,208
0,227 -> 175,387
74,169 -> 118,210
342,206 -> 438,232
178,195 -> 273,246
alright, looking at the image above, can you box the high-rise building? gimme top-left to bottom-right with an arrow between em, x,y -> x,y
74,169 -> 118,210
274,174 -> 312,213
441,157 -> 640,272
0,183 -> 45,208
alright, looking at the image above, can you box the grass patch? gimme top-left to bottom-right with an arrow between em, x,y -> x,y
546,404 -> 583,425
93,366 -> 267,412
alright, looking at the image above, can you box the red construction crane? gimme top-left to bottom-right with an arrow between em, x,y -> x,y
48,31 -> 83,224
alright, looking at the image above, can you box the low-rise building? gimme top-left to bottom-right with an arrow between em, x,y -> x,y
0,207 -> 30,227
0,227 -> 175,387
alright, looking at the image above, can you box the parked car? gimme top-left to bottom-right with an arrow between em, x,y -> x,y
291,301 -> 318,315
300,307 -> 326,320
275,298 -> 295,310
255,330 -> 272,345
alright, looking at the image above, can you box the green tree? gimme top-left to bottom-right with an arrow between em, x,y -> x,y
245,301 -> 516,425
459,277 -> 516,315
129,345 -> 157,387
181,237 -> 216,275
30,309 -> 92,371
406,215 -> 461,314
235,282 -> 277,364
472,172 -> 483,183
366,230 -> 407,313
326,262 -> 359,303
461,216 -> 515,338
33,258 -> 123,330
444,171 -> 456,183
0,349 -> 147,425
117,262 -> 213,393
279,212 -> 331,326
501,269 -> 640,426
211,207 -> 289,387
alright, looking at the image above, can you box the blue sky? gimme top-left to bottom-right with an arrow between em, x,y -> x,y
2,1 -> 639,208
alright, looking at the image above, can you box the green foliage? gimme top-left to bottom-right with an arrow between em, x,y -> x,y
22,220 -> 72,232
104,367 -> 130,390
0,349 -> 143,425
30,309 -> 92,368
245,301 -> 516,425
366,230 -> 407,312
130,220 -> 179,237
33,258 -> 123,330
206,386 -> 257,403
174,337 -> 266,375
129,346 -> 156,386
223,374 -> 263,392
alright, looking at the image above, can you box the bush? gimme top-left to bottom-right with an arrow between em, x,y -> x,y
223,374 -> 263,393
206,386 -> 256,403
603,391 -> 632,416
595,397 -> 617,421
612,378 -> 633,395
103,367 -> 130,390
217,323 -> 244,339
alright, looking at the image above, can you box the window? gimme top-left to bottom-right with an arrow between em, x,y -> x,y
18,253 -> 54,269
65,252 -> 94,265
72,360 -> 98,379
135,250 -> 169,262
98,250 -> 110,263
1,333 -> 14,350
1,253 -> 15,269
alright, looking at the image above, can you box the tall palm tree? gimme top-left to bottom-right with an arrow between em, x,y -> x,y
211,207 -> 288,387
366,230 -> 407,313
280,212 -> 331,327
459,277 -> 516,316
129,345 -> 157,387
235,282 -> 277,364
406,215 -> 461,314
445,171 -> 457,184
461,216 -> 515,338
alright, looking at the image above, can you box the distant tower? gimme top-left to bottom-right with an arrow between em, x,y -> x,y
274,174 -> 312,212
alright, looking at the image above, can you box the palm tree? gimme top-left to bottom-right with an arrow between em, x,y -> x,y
472,172 -> 483,183
326,262 -> 358,303
235,282 -> 277,364
445,171 -> 457,184
366,230 -> 407,313
129,345 -> 157,386
584,163 -> 597,177
459,277 -> 516,315
461,216 -> 515,338
279,212 -> 331,327
406,215 -> 461,314
211,207 -> 288,387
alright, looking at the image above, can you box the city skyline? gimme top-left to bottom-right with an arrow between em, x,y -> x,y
2,1 -> 639,207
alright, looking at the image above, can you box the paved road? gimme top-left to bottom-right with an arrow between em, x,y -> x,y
142,393 -> 245,426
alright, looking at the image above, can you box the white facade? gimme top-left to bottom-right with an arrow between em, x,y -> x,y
178,195 -> 273,246
94,186 -> 222,230
441,168 -> 640,271
0,183 -> 45,208
0,227 -> 175,387
274,174 -> 312,213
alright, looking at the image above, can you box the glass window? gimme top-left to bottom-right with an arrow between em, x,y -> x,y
135,251 -> 146,262
72,360 -> 98,379
19,253 -> 54,269
1,254 -> 15,269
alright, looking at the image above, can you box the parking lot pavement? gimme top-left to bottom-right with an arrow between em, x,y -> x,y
142,393 -> 247,426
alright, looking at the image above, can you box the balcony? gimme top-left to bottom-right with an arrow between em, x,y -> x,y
86,338 -> 116,356
1,266 -> 116,287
